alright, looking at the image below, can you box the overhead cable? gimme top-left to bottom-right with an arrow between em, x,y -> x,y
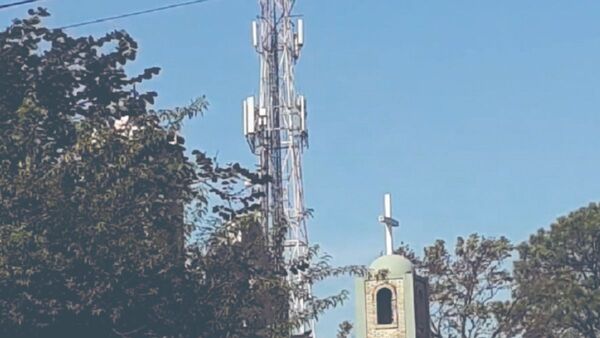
0,0 -> 41,10
57,0 -> 213,30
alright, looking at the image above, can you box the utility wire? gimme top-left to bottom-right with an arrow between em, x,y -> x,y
0,0 -> 40,10
57,0 -> 213,30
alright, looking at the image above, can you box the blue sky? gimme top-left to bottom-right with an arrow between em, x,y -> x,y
3,1 -> 600,336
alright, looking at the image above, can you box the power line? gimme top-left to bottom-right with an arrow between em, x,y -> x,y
0,0 -> 41,10
57,0 -> 213,30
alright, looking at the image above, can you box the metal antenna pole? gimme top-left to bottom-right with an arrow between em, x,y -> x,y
243,0 -> 313,336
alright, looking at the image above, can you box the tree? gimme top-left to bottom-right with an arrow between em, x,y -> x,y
397,234 -> 514,338
513,203 -> 600,338
0,9 -> 353,337
336,321 -> 353,338
0,8 -> 202,337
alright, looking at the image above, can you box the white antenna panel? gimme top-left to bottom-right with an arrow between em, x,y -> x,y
252,20 -> 259,48
244,96 -> 256,135
247,96 -> 256,134
297,19 -> 304,47
243,99 -> 248,135
297,95 -> 307,132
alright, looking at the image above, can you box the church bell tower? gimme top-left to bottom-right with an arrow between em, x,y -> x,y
354,194 -> 430,338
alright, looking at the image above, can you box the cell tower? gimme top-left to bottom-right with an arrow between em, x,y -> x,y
242,0 -> 313,336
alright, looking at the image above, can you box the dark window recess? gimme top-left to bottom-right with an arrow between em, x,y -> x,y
376,288 -> 393,325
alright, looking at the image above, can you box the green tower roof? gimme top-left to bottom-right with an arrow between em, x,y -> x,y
369,254 -> 413,278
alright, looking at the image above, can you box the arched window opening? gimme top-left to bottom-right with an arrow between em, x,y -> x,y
376,287 -> 393,325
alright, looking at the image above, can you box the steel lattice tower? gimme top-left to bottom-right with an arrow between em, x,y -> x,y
242,0 -> 313,336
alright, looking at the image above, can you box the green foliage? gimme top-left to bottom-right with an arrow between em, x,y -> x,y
0,8 -> 198,337
183,215 -> 289,338
0,9 -> 354,338
513,203 -> 600,338
335,321 -> 353,338
397,234 -> 514,338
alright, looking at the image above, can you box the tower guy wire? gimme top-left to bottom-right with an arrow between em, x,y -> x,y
57,0 -> 214,30
0,0 -> 41,10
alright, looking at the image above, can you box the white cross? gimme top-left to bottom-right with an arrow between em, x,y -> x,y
378,193 -> 399,255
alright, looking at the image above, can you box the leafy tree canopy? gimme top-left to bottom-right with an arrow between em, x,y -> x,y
513,203 -> 600,338
0,9 -> 354,338
396,234 -> 514,338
